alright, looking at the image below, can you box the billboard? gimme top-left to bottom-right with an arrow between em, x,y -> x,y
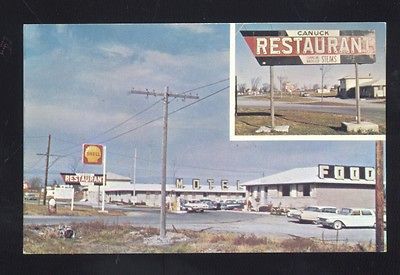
82,144 -> 103,165
241,30 -> 376,65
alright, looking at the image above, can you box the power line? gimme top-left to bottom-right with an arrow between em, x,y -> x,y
100,85 -> 228,144
50,78 -> 228,156
107,146 -> 263,175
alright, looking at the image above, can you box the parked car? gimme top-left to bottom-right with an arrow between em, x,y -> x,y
291,206 -> 337,223
221,200 -> 244,210
200,199 -> 220,210
181,200 -> 208,213
24,193 -> 37,201
286,208 -> 301,218
317,208 -> 376,230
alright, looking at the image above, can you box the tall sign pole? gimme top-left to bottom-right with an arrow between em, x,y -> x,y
101,146 -> 107,212
270,66 -> 275,129
129,87 -> 198,239
375,140 -> 384,252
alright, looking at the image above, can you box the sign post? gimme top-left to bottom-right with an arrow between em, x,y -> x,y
270,66 -> 275,128
355,63 -> 361,123
101,146 -> 107,212
82,144 -> 107,212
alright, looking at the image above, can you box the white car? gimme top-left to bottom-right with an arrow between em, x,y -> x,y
317,208 -> 376,230
291,206 -> 337,223
182,200 -> 208,213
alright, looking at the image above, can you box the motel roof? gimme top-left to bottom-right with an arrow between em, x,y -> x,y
240,167 -> 377,187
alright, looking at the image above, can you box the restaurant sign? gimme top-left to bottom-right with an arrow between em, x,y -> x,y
241,30 -> 376,65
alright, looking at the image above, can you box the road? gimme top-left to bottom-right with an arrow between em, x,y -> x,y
237,96 -> 386,125
24,208 -> 385,244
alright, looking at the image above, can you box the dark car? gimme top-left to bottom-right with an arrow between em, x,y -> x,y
221,200 -> 244,210
200,199 -> 221,210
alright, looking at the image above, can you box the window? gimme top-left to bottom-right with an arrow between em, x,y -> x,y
304,207 -> 319,212
303,184 -> 310,196
203,193 -> 208,197
282,185 -> 290,196
361,210 -> 372,215
264,186 -> 268,193
351,210 -> 361,216
321,208 -> 337,213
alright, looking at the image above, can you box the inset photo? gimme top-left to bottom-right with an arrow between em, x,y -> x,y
230,23 -> 386,140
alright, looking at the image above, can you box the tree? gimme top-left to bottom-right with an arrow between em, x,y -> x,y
313,83 -> 320,90
250,77 -> 261,92
29,177 -> 42,190
237,83 -> 247,94
261,83 -> 269,93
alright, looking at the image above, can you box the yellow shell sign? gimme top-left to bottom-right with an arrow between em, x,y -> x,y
83,144 -> 103,165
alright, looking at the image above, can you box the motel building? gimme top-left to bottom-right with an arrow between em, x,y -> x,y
60,172 -> 246,207
240,164 -> 379,211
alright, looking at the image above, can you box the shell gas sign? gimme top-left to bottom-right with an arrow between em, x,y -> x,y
82,144 -> 103,165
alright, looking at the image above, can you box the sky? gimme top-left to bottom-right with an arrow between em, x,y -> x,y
24,23 -> 385,185
235,22 -> 386,89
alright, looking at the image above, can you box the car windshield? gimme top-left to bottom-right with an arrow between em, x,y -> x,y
339,208 -> 352,215
321,208 -> 336,213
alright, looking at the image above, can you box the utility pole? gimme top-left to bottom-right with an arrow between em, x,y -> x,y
129,87 -> 198,239
37,134 -> 63,205
375,140 -> 385,252
133,148 -> 137,196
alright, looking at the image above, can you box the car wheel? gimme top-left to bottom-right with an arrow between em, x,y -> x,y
333,220 -> 343,230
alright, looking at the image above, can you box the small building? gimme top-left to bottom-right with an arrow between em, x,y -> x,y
360,79 -> 386,98
315,88 -> 330,94
240,164 -> 378,210
338,75 -> 373,98
338,75 -> 386,98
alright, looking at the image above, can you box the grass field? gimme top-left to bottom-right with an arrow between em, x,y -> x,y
23,203 -> 126,216
235,107 -> 386,135
23,222 -> 378,253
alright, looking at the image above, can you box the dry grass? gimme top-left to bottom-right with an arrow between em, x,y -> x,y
23,223 -> 379,254
23,203 -> 126,216
235,107 -> 386,135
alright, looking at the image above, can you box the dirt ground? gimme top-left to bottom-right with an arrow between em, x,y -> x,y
23,222 -> 377,254
235,107 -> 386,135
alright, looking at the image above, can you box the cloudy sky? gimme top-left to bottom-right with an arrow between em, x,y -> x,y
235,22 -> 386,89
24,23 -> 384,185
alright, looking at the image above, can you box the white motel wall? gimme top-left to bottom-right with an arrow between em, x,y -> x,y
82,173 -> 246,207
240,166 -> 378,210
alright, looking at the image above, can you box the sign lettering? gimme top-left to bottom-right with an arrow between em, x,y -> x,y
318,164 -> 375,181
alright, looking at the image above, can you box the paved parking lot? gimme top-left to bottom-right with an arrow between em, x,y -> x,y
24,207 -> 385,244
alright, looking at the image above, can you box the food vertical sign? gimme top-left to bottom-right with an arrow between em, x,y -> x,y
82,144 -> 107,212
